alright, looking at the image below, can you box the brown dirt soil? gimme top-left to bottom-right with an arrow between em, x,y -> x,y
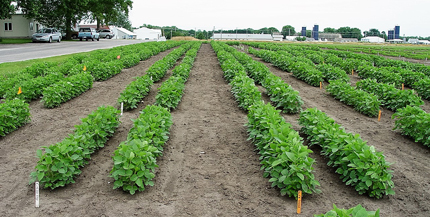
1,43 -> 430,216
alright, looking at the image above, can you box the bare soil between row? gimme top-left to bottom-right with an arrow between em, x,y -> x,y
1,44 -> 429,216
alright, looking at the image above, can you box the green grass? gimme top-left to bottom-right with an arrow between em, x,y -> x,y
0,53 -> 82,76
0,38 -> 32,44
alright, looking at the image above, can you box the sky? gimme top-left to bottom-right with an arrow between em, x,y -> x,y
128,0 -> 430,37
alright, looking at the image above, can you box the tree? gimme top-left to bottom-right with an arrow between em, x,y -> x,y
363,28 -> 381,37
268,27 -> 279,33
18,0 -> 91,39
196,32 -> 204,40
306,30 -> 312,38
86,0 -> 132,30
1,0 -> 15,19
281,25 -> 295,38
381,31 -> 387,40
109,11 -> 132,31
324,27 -> 336,33
17,0 -> 133,40
336,26 -> 363,40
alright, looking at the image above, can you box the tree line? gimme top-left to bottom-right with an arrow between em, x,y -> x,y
2,0 -> 132,40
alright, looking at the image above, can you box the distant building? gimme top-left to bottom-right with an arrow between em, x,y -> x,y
284,36 -> 299,41
418,40 -> 430,45
312,25 -> 319,40
211,33 -> 273,41
388,30 -> 394,40
301,27 -> 306,36
334,38 -> 358,43
319,33 -> 342,41
387,39 -> 403,44
408,38 -> 419,44
79,24 -> 109,30
394,25 -> 400,39
361,36 -> 385,43
112,27 -> 136,39
134,27 -> 162,40
1,9 -> 42,38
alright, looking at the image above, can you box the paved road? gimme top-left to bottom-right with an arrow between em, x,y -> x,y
0,39 -> 149,63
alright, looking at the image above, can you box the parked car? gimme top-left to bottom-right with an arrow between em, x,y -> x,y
61,30 -> 79,39
78,27 -> 100,41
32,28 -> 62,43
97,29 -> 114,39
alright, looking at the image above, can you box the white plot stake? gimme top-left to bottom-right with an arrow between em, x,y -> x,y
120,103 -> 124,116
35,182 -> 39,208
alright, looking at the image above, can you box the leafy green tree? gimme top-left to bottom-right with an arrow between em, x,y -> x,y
281,25 -> 296,38
109,11 -> 132,31
363,28 -> 381,37
196,32 -> 204,40
0,0 -> 15,19
324,27 -> 336,33
336,26 -> 363,39
306,30 -> 312,38
87,0 -> 132,30
18,0 -> 90,39
17,0 -> 133,40
268,27 -> 279,33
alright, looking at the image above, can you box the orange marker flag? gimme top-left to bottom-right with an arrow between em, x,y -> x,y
83,65 -> 87,71
117,55 -> 121,60
297,190 -> 302,214
378,110 -> 382,121
17,87 -> 22,95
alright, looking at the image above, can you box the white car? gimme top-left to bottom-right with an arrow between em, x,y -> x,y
32,28 -> 62,43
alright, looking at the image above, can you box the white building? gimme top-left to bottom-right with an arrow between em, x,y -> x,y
211,33 -> 273,41
285,36 -> 298,41
134,27 -> 162,40
112,27 -> 137,39
361,36 -> 385,43
408,38 -> 419,44
418,40 -> 430,45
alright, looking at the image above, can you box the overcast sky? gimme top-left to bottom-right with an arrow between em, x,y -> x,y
128,0 -> 429,37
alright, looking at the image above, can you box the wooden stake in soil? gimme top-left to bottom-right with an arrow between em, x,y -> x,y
402,83 -> 404,90
35,182 -> 39,208
297,190 -> 302,214
120,102 -> 123,116
352,69 -> 354,76
378,110 -> 382,122
320,82 -> 322,89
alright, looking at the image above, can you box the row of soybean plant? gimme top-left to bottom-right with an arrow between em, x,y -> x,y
294,44 -> 424,111
257,43 -> 428,182
111,42 -> 201,194
118,42 -> 194,110
212,41 -> 320,199
318,48 -> 430,102
0,42 -> 182,138
220,42 -> 303,114
28,42 -> 199,191
247,42 -> 424,116
245,43 -> 380,117
233,42 -> 395,198
320,48 -> 430,148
